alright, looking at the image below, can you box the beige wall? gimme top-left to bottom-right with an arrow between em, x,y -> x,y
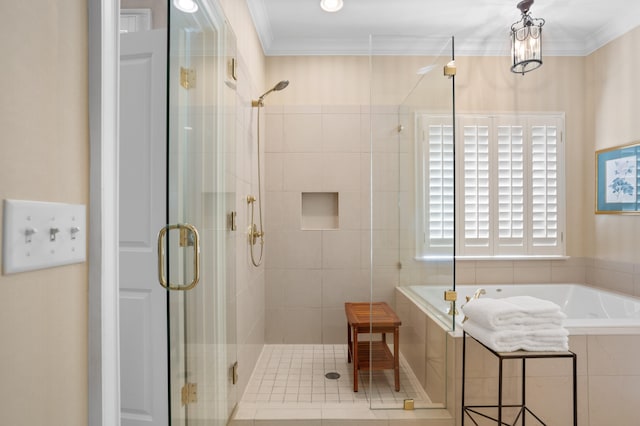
267,56 -> 370,105
0,1 -> 88,425
587,26 -> 640,264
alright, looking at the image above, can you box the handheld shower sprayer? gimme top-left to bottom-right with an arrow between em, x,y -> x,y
252,80 -> 289,107
248,80 -> 289,267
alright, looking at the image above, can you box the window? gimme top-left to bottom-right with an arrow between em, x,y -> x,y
416,113 -> 565,258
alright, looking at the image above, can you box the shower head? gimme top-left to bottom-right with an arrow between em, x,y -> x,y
271,80 -> 289,92
252,80 -> 289,107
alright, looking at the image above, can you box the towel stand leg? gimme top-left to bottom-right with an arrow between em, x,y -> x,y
461,331 -> 577,426
498,357 -> 503,426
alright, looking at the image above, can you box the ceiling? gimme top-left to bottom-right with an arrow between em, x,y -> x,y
246,0 -> 640,56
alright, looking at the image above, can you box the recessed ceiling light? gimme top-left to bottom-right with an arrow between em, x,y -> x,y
174,0 -> 198,13
320,0 -> 344,13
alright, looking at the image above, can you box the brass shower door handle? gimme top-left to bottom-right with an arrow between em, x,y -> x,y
157,223 -> 201,291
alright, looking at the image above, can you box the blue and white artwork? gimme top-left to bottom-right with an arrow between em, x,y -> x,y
605,155 -> 636,203
597,144 -> 640,213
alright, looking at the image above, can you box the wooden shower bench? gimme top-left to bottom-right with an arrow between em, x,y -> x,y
345,302 -> 402,392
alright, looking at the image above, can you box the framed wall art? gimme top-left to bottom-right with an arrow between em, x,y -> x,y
596,142 -> 640,214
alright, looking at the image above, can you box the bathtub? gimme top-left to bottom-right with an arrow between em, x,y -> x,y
399,283 -> 640,334
394,283 -> 640,424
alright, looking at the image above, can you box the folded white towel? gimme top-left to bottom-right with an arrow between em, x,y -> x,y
463,320 -> 569,353
461,296 -> 566,331
505,296 -> 564,314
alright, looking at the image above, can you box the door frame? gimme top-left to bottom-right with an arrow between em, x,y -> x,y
88,0 -> 121,425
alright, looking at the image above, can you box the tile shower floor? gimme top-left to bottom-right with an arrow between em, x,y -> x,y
239,344 -> 432,408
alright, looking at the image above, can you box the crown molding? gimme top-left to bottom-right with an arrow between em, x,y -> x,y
245,0 -> 275,54
254,36 -> 595,57
246,0 -> 640,57
583,19 -> 640,55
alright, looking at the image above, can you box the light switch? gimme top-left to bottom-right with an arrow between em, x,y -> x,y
2,199 -> 87,274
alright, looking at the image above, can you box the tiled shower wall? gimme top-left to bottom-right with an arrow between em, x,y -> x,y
232,53 -> 266,395
218,0 -> 268,398
264,105 -> 402,344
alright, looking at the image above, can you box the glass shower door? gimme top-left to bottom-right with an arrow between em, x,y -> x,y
162,1 -> 237,424
369,35 -> 455,410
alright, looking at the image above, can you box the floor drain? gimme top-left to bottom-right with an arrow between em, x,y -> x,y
325,372 -> 340,380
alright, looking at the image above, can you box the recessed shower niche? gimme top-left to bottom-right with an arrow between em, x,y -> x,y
301,192 -> 338,230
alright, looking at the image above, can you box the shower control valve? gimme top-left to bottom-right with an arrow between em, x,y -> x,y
248,224 -> 264,245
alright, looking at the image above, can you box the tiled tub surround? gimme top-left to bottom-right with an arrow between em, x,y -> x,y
452,257 -> 640,301
396,285 -> 640,426
408,283 -> 640,330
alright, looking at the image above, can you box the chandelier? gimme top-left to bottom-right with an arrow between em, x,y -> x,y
510,0 -> 545,75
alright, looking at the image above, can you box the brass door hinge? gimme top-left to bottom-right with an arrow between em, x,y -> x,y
232,361 -> 239,385
229,211 -> 237,231
444,290 -> 457,302
181,383 -> 197,406
229,57 -> 238,81
180,67 -> 196,89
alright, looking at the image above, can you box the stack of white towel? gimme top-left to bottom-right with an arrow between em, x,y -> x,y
461,296 -> 569,352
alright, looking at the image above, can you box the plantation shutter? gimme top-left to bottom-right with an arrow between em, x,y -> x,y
495,119 -> 527,255
459,118 -> 491,255
418,112 -> 564,258
423,120 -> 455,254
529,117 -> 563,255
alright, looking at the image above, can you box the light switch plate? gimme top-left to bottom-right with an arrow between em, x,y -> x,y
2,199 -> 87,274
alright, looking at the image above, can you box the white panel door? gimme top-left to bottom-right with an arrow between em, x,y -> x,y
119,28 -> 168,426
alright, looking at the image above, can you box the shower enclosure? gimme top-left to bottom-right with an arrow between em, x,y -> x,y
369,35 -> 456,410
